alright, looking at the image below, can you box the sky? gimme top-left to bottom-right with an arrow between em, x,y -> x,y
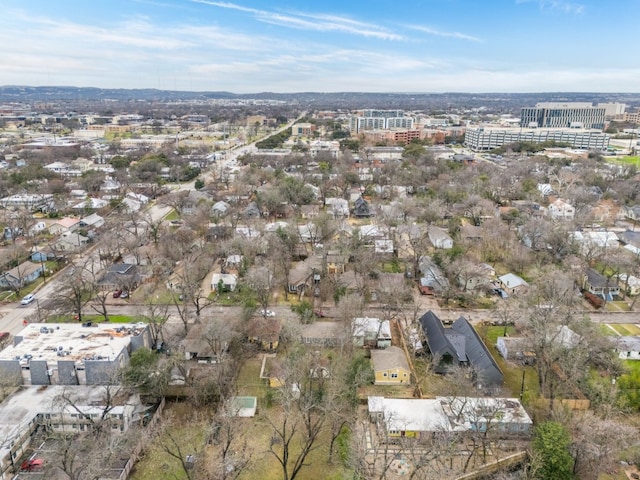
0,0 -> 638,93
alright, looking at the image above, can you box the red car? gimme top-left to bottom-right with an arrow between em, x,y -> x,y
113,290 -> 123,298
21,459 -> 44,471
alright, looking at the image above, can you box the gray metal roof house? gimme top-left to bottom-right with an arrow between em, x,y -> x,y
419,311 -> 503,387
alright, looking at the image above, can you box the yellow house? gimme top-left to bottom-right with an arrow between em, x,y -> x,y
371,346 -> 411,386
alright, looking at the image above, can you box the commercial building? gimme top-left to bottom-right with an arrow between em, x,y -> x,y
520,102 -> 606,130
349,109 -> 414,133
0,323 -> 151,386
464,127 -> 610,151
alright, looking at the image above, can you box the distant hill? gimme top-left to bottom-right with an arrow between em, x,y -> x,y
1,86 -> 639,110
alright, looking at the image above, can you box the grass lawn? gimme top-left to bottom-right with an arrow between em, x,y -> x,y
609,324 -> 640,336
623,360 -> 640,375
164,209 -> 180,221
481,327 -> 540,402
605,301 -> 631,312
608,155 -> 640,166
132,382 -> 352,480
600,324 -> 619,336
44,313 -> 136,324
0,290 -> 14,302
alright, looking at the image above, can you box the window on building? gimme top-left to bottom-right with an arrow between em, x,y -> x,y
391,373 -> 398,378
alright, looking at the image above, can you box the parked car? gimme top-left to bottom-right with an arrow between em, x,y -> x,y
119,291 -> 129,299
21,459 -> 44,471
21,294 -> 35,305
113,290 -> 123,298
314,310 -> 328,318
259,309 -> 275,317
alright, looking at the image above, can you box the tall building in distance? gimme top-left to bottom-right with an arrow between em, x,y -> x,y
520,102 -> 606,130
349,109 -> 414,133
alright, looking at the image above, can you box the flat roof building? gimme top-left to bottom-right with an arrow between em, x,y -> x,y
0,323 -> 151,386
520,102 -> 606,130
0,386 -> 144,479
464,127 -> 610,151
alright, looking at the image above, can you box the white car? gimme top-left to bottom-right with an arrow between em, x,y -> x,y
259,309 -> 275,317
20,294 -> 35,305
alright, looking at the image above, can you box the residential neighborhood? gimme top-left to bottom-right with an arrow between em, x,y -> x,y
0,87 -> 640,480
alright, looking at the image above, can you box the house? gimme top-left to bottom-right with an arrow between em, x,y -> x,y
547,198 -> 575,220
28,220 -> 47,236
352,317 -> 392,349
182,320 -> 236,362
498,273 -> 529,295
48,217 -> 80,235
368,396 -> 532,439
428,226 -> 454,249
611,336 -> 640,360
418,257 -> 449,295
582,268 -> 620,301
300,205 -> 320,219
246,317 -> 282,351
210,273 -> 238,292
224,254 -> 243,270
375,239 -> 394,254
325,251 -> 348,274
358,224 -> 385,243
243,201 -> 262,219
30,248 -> 57,263
458,263 -> 495,291
287,256 -> 321,295
72,197 -> 109,210
618,230 -> 640,250
121,196 -> 142,212
97,263 -> 140,291
300,322 -> 344,347
0,261 -> 44,289
79,213 -> 105,229
353,197 -> 374,218
616,273 -> 640,296
325,197 -> 350,218
419,311 -> 503,387
622,205 -> 640,222
496,337 -> 535,364
211,200 -> 230,216
371,346 -> 411,385
53,232 -> 89,252
571,230 -> 619,254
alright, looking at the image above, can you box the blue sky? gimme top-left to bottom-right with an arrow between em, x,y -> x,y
0,0 -> 638,93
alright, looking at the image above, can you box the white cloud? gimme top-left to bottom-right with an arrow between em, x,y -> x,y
192,0 -> 404,40
408,25 -> 481,42
515,0 -> 585,15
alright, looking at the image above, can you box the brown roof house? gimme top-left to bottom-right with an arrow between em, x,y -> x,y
246,317 -> 282,351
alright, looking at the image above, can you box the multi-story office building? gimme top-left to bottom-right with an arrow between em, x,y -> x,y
464,127 -> 610,151
520,102 -> 606,130
349,109 -> 414,133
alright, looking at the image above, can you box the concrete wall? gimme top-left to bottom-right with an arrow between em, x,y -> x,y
0,360 -> 22,386
29,360 -> 50,385
57,360 -> 79,385
130,329 -> 151,352
85,360 -> 117,385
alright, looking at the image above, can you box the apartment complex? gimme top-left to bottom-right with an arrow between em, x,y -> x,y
349,109 -> 414,133
0,323 -> 151,386
520,102 -> 606,130
464,127 -> 610,151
